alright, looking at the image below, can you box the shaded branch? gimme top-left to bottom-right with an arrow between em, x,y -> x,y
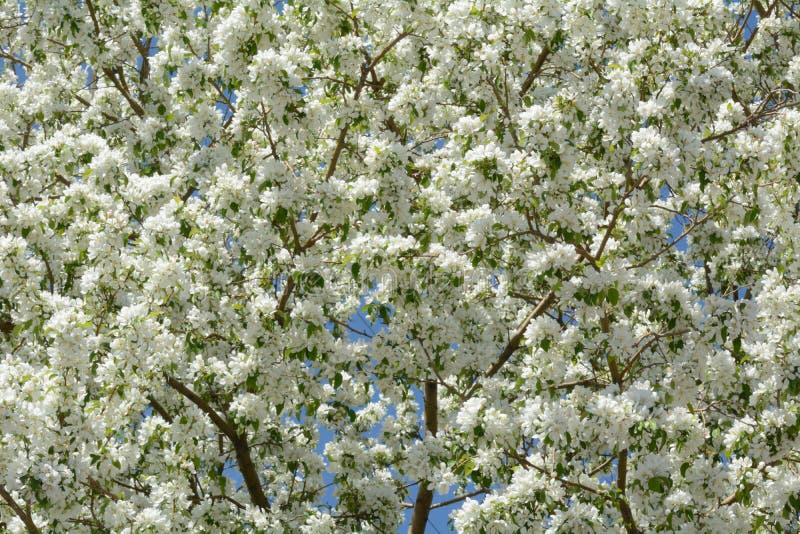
166,377 -> 270,510
465,291 -> 556,400
275,276 -> 295,327
147,396 -> 173,423
519,46 -> 550,97
408,380 -> 438,534
616,449 -> 641,534
619,329 -> 690,380
0,486 -> 40,534
628,212 -> 713,269
102,67 -> 145,117
325,30 -> 411,181
512,451 -> 605,496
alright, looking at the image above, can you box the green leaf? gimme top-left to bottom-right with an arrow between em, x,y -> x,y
647,476 -> 672,493
246,374 -> 258,390
307,271 -> 324,288
744,206 -> 759,225
680,462 -> 691,478
607,286 -> 620,305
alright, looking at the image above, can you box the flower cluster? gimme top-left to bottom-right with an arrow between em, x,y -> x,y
0,0 -> 799,532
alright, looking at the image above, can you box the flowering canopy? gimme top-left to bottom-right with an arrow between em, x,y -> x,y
1,0 -> 800,532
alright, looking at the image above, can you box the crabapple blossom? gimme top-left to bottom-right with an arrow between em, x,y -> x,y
0,0 -> 800,533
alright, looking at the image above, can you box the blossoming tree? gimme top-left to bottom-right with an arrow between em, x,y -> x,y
1,0 -> 800,531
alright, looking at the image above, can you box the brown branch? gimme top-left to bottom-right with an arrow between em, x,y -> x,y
211,80 -> 237,117
0,51 -> 31,70
328,316 -> 372,338
429,489 -> 488,510
619,329 -> 689,380
275,276 -> 295,327
39,250 -> 54,294
512,452 -> 605,496
718,456 -> 786,507
181,187 -> 197,203
628,212 -> 713,269
464,291 -> 556,400
84,0 -> 101,36
131,34 -> 152,82
0,486 -> 40,534
109,477 -> 150,496
556,377 -> 606,390
257,102 -> 280,159
325,121 -> 351,181
166,377 -> 237,438
487,75 -> 519,146
416,339 -> 466,400
719,482 -> 755,506
616,449 -> 640,534
368,31 -> 411,73
325,30 -> 410,182
484,291 -> 556,380
409,381 -> 438,534
519,46 -> 550,98
703,85 -> 799,144
594,172 -> 649,261
71,92 -> 121,124
166,377 -> 270,510
85,476 -> 119,501
741,0 -> 778,52
102,67 -> 145,117
147,396 -> 173,423
588,455 -> 616,477
728,5 -> 753,47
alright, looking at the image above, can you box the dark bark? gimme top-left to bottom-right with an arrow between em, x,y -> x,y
408,381 -> 438,534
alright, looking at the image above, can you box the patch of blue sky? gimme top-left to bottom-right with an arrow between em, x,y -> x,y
192,6 -> 211,20
658,184 -> 693,255
0,51 -> 28,86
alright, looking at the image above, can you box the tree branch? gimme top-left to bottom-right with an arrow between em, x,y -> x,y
102,67 -> 145,117
0,486 -> 40,534
408,380 -> 438,534
519,46 -> 550,98
594,171 -> 649,262
556,376 -> 607,390
616,449 -> 641,534
619,329 -> 690,380
512,452 -> 605,496
465,291 -> 556,400
430,489 -> 488,510
628,212 -> 712,269
275,276 -> 295,327
325,30 -> 410,181
84,0 -> 101,36
147,396 -> 173,423
368,31 -> 411,74
166,377 -> 270,510
166,377 -> 237,438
